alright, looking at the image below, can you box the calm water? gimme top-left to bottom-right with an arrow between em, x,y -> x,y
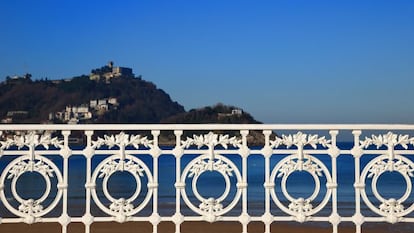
1,143 -> 413,218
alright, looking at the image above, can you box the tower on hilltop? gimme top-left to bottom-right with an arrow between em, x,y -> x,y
90,61 -> 134,82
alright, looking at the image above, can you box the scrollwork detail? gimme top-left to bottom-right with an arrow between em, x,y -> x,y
379,198 -> 404,214
98,159 -> 144,179
288,198 -> 313,223
109,198 -> 134,214
367,159 -> 414,179
199,197 -> 223,214
18,199 -> 43,214
288,198 -> 313,213
188,158 -> 233,178
92,132 -> 153,149
7,159 -> 54,179
360,132 -> 414,149
270,132 -> 331,149
277,158 -> 323,178
181,132 -> 242,149
0,131 -> 63,150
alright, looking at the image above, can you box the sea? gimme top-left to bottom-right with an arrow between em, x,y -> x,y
1,142 -> 413,220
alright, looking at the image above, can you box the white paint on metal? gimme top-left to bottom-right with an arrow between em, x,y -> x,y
0,124 -> 413,233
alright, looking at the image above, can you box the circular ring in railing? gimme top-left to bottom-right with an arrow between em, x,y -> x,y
192,168 -> 232,205
360,154 -> 414,218
180,154 -> 242,219
90,154 -> 153,218
0,154 -> 63,219
102,168 -> 142,204
280,167 -> 321,203
270,154 -> 333,220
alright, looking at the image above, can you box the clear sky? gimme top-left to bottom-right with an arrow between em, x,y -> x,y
1,0 -> 413,124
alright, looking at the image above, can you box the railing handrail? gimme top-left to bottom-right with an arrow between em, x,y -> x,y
1,123 -> 414,130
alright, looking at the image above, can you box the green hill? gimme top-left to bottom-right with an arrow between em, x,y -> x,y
0,64 -> 262,126
0,75 -> 185,123
161,103 -> 261,124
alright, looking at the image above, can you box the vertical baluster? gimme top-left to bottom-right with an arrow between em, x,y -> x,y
239,130 -> 250,233
59,130 -> 71,233
82,130 -> 95,233
328,130 -> 340,233
262,130 -> 273,233
150,130 -> 161,233
351,130 -> 364,233
173,130 -> 184,233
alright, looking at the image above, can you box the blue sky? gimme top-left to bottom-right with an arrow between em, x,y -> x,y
0,1 -> 413,123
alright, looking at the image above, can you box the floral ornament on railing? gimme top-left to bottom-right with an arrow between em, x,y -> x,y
92,132 -> 153,149
109,198 -> 134,215
270,132 -> 331,149
7,159 -> 54,179
379,198 -> 404,215
181,132 -> 242,149
199,197 -> 223,214
188,158 -> 234,177
360,132 -> 414,149
288,198 -> 313,213
0,131 -> 63,150
18,199 -> 43,215
277,158 -> 323,178
288,198 -> 313,223
367,159 -> 414,179
98,159 -> 145,178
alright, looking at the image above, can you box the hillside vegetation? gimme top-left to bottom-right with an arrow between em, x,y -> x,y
161,103 -> 261,124
0,75 -> 185,123
1,69 -> 262,126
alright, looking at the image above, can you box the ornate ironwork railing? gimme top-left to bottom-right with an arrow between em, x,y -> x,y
0,124 -> 414,233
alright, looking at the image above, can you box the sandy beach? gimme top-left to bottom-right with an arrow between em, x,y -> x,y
0,221 -> 412,233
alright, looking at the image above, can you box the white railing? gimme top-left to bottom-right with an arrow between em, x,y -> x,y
1,124 -> 414,233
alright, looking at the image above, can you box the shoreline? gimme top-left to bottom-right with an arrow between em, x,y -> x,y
0,221 -> 411,233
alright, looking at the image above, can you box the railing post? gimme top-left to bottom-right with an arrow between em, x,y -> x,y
351,130 -> 364,233
239,130 -> 250,233
262,130 -> 273,233
150,130 -> 161,233
172,130 -> 184,233
58,130 -> 72,233
328,130 -> 340,233
82,130 -> 95,233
